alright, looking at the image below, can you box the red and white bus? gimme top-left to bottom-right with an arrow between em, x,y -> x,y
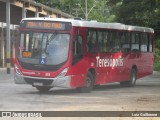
14,18 -> 154,92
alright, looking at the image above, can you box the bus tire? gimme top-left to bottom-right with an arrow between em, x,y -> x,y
36,86 -> 51,92
93,84 -> 101,89
120,68 -> 137,87
78,71 -> 94,93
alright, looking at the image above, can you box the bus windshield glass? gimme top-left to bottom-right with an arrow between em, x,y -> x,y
18,32 -> 70,65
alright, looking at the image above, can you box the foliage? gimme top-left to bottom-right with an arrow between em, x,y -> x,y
109,0 -> 160,27
35,0 -> 109,22
155,48 -> 160,60
155,36 -> 160,49
155,34 -> 160,71
35,0 -> 160,26
154,48 -> 160,71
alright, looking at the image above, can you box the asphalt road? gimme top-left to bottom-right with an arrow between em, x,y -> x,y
0,70 -> 160,120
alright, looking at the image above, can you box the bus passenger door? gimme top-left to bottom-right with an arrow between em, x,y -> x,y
70,28 -> 87,87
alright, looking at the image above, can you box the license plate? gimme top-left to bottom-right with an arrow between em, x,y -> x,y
33,82 -> 43,86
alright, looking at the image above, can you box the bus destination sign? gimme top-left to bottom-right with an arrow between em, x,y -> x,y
20,20 -> 71,30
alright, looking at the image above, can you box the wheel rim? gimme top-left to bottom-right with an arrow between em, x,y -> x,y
86,77 -> 92,88
131,70 -> 136,84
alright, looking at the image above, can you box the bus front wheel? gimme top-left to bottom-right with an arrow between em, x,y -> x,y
78,71 -> 94,93
120,68 -> 137,87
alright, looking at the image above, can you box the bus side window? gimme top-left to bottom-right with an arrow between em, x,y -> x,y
110,31 -> 121,52
121,32 -> 131,52
98,30 -> 107,52
87,30 -> 96,52
72,35 -> 83,65
148,34 -> 153,52
141,33 -> 148,52
131,32 -> 140,52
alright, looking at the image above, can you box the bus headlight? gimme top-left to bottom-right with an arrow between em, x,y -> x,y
15,64 -> 22,75
57,68 -> 68,78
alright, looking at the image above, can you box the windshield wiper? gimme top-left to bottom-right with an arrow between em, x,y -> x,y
43,31 -> 57,54
48,30 -> 57,43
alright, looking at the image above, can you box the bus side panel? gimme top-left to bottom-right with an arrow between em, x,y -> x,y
69,58 -> 89,88
130,52 -> 142,79
120,51 -> 140,82
118,53 -> 131,82
85,53 -> 104,85
85,53 -> 111,85
109,52 -> 125,82
95,52 -> 127,84
138,52 -> 154,78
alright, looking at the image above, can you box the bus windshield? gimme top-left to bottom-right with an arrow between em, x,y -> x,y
18,31 -> 70,65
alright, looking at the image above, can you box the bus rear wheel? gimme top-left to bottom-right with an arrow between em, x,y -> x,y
78,72 -> 94,93
36,86 -> 51,92
120,68 -> 137,87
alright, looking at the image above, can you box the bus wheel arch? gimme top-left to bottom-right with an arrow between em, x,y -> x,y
132,65 -> 138,74
88,68 -> 96,83
120,66 -> 137,87
78,68 -> 96,93
130,66 -> 137,86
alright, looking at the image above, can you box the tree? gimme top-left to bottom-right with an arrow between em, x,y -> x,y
111,0 -> 160,28
35,0 -> 109,22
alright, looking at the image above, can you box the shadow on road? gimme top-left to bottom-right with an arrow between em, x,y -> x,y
20,83 -> 135,95
17,73 -> 160,96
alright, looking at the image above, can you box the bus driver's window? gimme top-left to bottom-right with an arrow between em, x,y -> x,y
72,35 -> 83,64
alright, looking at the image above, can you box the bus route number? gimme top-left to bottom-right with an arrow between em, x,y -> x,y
27,21 -> 63,30
22,51 -> 32,57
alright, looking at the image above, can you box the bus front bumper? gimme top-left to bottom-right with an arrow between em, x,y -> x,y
14,73 -> 72,88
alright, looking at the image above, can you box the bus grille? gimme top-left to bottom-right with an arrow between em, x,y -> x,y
24,78 -> 53,86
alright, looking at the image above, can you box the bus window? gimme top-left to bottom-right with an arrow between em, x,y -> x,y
97,31 -> 103,52
141,33 -> 148,52
110,31 -> 120,52
121,32 -> 130,52
97,30 -> 110,53
104,31 -> 110,52
72,35 -> 83,64
131,32 -> 140,52
32,33 -> 42,56
87,30 -> 97,52
148,34 -> 153,52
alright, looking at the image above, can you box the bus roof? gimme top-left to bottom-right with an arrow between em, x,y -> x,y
21,17 -> 154,33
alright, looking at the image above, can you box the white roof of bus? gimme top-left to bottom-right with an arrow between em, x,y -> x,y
21,17 -> 154,33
